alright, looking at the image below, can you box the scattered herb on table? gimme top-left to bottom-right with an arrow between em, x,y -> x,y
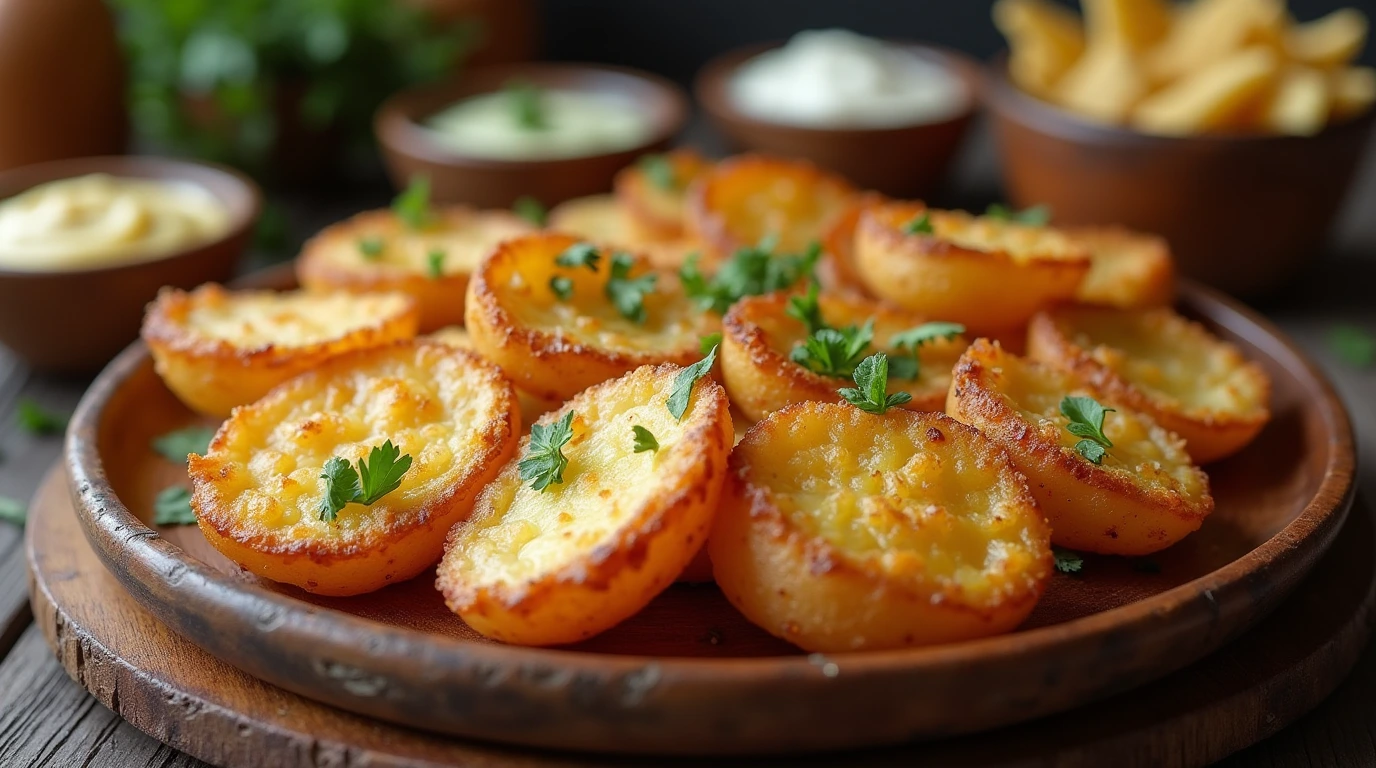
1328,324 -> 1376,368
838,353 -> 912,415
631,425 -> 660,454
153,486 -> 198,526
318,440 -> 413,522
519,411 -> 575,492
667,346 -> 718,421
1061,395 -> 1114,465
1053,546 -> 1084,574
151,426 -> 216,464
16,400 -> 68,436
0,496 -> 25,527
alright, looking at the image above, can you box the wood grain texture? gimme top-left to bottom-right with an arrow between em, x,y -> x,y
26,464 -> 1376,767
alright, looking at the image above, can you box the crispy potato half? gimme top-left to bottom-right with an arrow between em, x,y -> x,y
189,341 -> 520,596
296,206 -> 532,332
425,326 -> 560,427
948,339 -> 1213,555
1065,226 -> 1176,309
438,363 -> 734,645
721,292 -> 968,421
1027,306 -> 1270,463
614,149 -> 712,243
819,192 -> 885,297
548,193 -> 697,272
143,285 -> 419,417
711,402 -> 1051,652
854,202 -> 1091,334
686,154 -> 856,265
465,232 -> 720,402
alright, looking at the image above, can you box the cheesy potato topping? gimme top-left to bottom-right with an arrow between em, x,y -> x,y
871,204 -> 1089,264
174,288 -> 413,350
303,207 -> 529,279
1067,227 -> 1175,308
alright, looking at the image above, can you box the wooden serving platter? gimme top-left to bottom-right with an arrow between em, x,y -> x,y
30,466 -> 1376,767
61,276 -> 1355,755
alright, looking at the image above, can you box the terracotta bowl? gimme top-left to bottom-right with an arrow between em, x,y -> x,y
0,156 -> 259,373
375,63 -> 688,208
695,42 -> 980,199
985,60 -> 1376,298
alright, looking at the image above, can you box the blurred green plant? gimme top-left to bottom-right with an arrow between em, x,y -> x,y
113,0 -> 476,179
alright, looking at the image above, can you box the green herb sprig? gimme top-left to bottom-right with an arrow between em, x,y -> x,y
514,195 -> 547,226
318,440 -> 413,522
639,153 -> 677,190
668,346 -> 718,421
791,320 -> 874,379
507,79 -> 547,130
632,425 -> 660,454
886,322 -> 966,381
1328,324 -> 1375,368
357,236 -> 384,260
154,486 -> 198,526
16,400 -> 68,436
986,203 -> 1052,226
786,281 -> 826,335
392,175 -> 432,230
152,426 -> 216,464
680,238 -> 821,315
606,252 -> 657,323
1053,546 -> 1084,574
902,212 -> 933,235
1061,395 -> 1114,465
519,411 -> 575,492
838,353 -> 912,415
426,249 -> 446,279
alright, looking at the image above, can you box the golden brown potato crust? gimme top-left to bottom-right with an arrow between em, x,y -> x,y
1064,226 -> 1176,309
614,148 -> 712,243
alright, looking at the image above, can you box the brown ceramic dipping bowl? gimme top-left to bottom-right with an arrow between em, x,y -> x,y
376,63 -> 688,208
985,60 -> 1376,298
695,42 -> 980,199
0,156 -> 259,373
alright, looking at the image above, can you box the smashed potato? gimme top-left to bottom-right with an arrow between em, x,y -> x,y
854,203 -> 1091,334
143,285 -> 419,417
425,326 -> 560,427
438,363 -> 734,645
614,149 -> 712,242
296,206 -> 532,332
686,155 -> 856,264
948,340 -> 1213,555
464,232 -> 720,401
711,402 -> 1052,652
1066,226 -> 1176,309
819,193 -> 884,297
547,193 -> 696,271
721,292 -> 967,421
1028,306 -> 1270,463
190,341 -> 520,596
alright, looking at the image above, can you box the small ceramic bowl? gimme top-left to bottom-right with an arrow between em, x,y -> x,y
0,156 -> 259,373
375,63 -> 689,209
985,60 -> 1376,298
695,42 -> 980,199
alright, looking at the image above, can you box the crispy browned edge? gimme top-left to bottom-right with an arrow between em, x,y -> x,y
685,153 -> 858,261
820,191 -> 888,297
727,401 -> 1052,619
1028,306 -> 1272,431
140,283 -> 420,366
188,340 -> 520,563
950,338 -> 1214,526
858,203 -> 1093,274
1063,225 -> 1177,308
437,365 -> 733,616
613,148 -> 711,240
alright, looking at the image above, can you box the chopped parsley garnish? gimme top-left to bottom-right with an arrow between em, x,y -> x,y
631,425 -> 660,453
153,486 -> 197,526
887,321 -> 966,381
514,195 -> 547,226
151,426 -> 216,464
1053,546 -> 1084,574
426,248 -> 446,279
357,236 -> 384,260
986,202 -> 1052,226
317,440 -> 413,522
1328,324 -> 1375,368
392,175 -> 432,230
16,399 -> 68,436
0,496 -> 25,527
519,410 -> 575,492
902,212 -> 934,235
555,241 -> 601,271
668,345 -> 718,421
506,79 -> 547,130
639,153 -> 677,190
699,332 -> 723,356
838,353 -> 912,415
791,320 -> 874,379
786,280 -> 825,335
1061,395 -> 1114,465
605,252 -> 657,323
679,238 -> 821,315
549,275 -> 574,301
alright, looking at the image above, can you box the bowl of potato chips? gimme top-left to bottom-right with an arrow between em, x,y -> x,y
986,0 -> 1375,297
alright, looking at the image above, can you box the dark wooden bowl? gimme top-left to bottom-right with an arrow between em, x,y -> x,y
985,59 -> 1376,298
695,42 -> 980,199
375,63 -> 688,208
0,156 -> 259,373
62,264 -> 1354,755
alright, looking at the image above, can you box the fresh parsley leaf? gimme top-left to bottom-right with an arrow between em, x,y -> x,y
1328,324 -> 1376,368
426,248 -> 446,279
153,486 -> 197,526
699,332 -> 723,356
16,399 -> 67,436
549,275 -> 574,301
519,410 -> 575,491
786,280 -> 825,335
631,425 -> 660,453
317,440 -> 413,522
886,321 -> 965,381
506,79 -> 547,130
555,241 -> 601,270
151,426 -> 215,464
357,236 -> 384,260
668,346 -> 718,421
1053,546 -> 1084,574
0,496 -> 25,527
838,353 -> 912,414
605,252 -> 657,323
790,320 -> 874,378
1061,395 -> 1114,465
638,153 -> 677,190
392,175 -> 432,230
513,195 -> 547,226
986,202 -> 1052,226
902,212 -> 933,234
679,239 -> 821,314
887,355 -> 920,381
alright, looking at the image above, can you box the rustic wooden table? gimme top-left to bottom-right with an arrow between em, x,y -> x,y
0,132 -> 1373,766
